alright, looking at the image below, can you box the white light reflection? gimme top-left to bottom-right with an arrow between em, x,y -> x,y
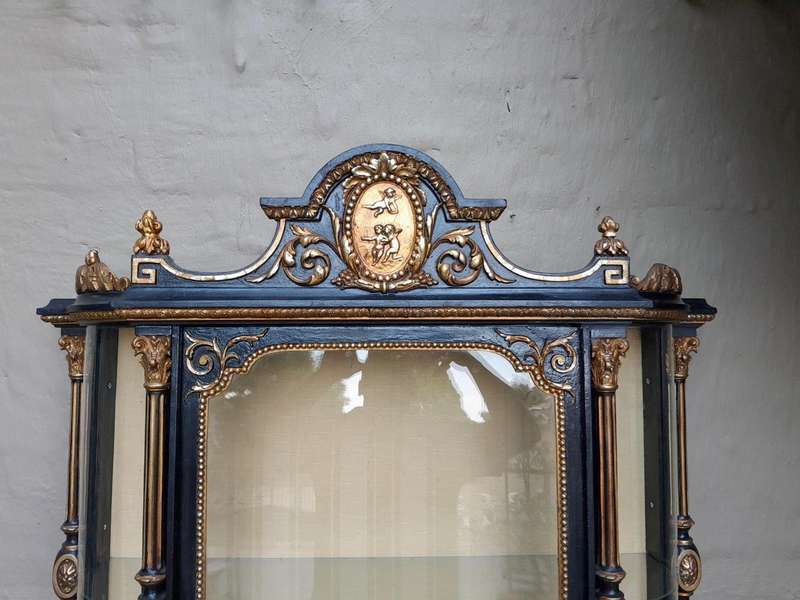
340,370 -> 365,413
447,362 -> 489,423
468,350 -> 535,390
308,350 -> 325,371
356,349 -> 369,364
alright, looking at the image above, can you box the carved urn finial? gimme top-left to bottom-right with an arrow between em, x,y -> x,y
75,249 -> 130,294
594,216 -> 629,256
133,210 -> 170,255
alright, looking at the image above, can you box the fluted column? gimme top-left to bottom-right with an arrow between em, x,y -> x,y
673,336 -> 702,597
591,337 -> 629,600
51,334 -> 85,600
132,335 -> 172,600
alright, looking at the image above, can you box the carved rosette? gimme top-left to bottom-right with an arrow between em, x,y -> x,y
674,336 -> 699,381
591,338 -> 629,392
75,249 -> 130,294
52,554 -> 78,599
594,216 -> 629,257
133,210 -> 170,255
678,549 -> 702,594
132,336 -> 172,390
634,263 -> 683,295
58,335 -> 85,381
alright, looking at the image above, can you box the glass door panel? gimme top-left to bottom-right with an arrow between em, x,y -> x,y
205,349 -> 560,600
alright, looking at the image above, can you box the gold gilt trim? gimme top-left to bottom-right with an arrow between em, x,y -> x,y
52,554 -> 78,599
480,222 -> 630,285
594,216 -> 628,257
262,151 -> 504,222
131,221 -> 286,285
75,249 -> 130,294
591,337 -> 629,598
674,336 -> 699,381
250,153 -> 513,292
678,548 -> 702,593
58,335 -> 85,380
133,210 -> 170,255
39,306 -> 716,325
633,263 -> 683,295
189,338 -> 576,600
132,336 -> 172,391
591,338 -> 630,392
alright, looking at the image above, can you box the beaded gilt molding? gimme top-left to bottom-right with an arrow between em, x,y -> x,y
182,326 -> 580,600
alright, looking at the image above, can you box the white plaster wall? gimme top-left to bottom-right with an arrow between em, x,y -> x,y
0,1 -> 798,598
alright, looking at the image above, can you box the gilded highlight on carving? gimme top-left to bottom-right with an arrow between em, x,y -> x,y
133,210 -> 170,255
594,216 -> 628,257
75,249 -> 130,294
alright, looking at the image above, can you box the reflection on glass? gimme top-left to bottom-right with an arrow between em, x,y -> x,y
618,328 -> 679,600
206,350 -> 559,600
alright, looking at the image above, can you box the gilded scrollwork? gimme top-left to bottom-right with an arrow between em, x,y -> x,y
58,335 -> 85,380
496,330 -> 577,397
634,262 -> 683,295
132,335 -> 172,390
133,210 -> 170,255
52,554 -> 78,599
678,549 -> 702,593
262,150 -> 504,223
185,329 -> 269,392
594,216 -> 629,257
75,249 -> 130,294
591,337 -> 629,392
674,336 -> 699,381
249,152 -> 513,293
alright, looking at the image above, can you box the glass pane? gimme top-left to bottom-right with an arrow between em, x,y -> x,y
107,328 -> 144,600
617,328 -> 678,600
206,349 -> 560,600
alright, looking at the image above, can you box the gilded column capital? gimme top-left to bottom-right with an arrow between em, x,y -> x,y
674,336 -> 699,381
132,335 -> 172,391
58,335 -> 85,381
133,210 -> 170,255
591,337 -> 629,392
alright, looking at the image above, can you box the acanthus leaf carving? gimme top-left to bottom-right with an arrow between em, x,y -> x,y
673,336 -> 699,381
132,335 -> 172,390
58,335 -> 85,380
591,337 -> 629,392
75,249 -> 130,294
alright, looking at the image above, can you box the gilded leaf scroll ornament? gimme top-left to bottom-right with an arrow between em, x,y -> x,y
496,330 -> 577,397
594,216 -> 629,257
75,249 -> 130,294
53,554 -> 78,599
58,335 -> 85,380
132,335 -> 172,391
185,329 -> 269,392
250,152 -> 513,292
633,263 -> 682,295
673,336 -> 699,381
591,337 -> 629,392
133,210 -> 170,255
678,549 -> 702,593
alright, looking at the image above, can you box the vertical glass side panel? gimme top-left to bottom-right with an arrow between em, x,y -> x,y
106,328 -> 145,599
617,327 -> 678,600
77,326 -> 119,600
204,349 -> 561,600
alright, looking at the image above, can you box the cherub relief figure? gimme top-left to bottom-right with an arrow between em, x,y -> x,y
361,223 -> 403,265
364,186 -> 399,217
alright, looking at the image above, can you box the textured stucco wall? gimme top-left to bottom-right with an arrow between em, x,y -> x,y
1,1 -> 799,599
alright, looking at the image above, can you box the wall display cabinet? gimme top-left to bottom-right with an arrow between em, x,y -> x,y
39,145 -> 714,600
